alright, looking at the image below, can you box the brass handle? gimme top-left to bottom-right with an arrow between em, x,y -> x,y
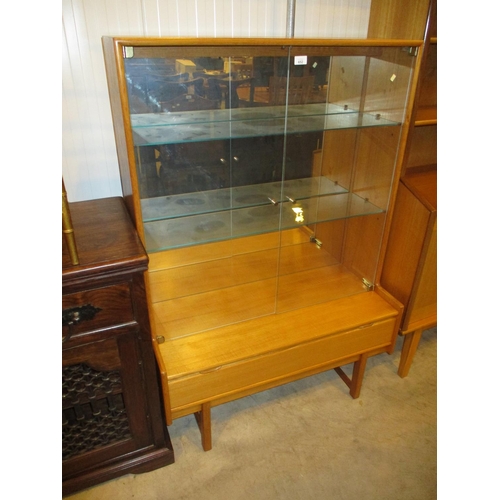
62,304 -> 102,343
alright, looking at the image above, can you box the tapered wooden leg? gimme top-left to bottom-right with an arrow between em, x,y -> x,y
334,353 -> 369,399
349,353 -> 368,399
194,402 -> 212,451
398,329 -> 423,378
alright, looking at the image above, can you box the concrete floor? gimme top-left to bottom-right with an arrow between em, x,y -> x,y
66,327 -> 437,500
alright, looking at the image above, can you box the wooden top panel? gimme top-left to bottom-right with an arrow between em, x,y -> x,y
103,36 -> 423,48
62,197 -> 148,283
161,291 -> 398,379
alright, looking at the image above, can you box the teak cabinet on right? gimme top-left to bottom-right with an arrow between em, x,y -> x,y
381,0 -> 437,377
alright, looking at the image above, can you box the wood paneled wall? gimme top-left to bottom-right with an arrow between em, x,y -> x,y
62,0 -> 371,201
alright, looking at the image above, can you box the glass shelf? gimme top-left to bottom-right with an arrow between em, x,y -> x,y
132,104 -> 399,146
143,191 -> 384,252
141,176 -> 346,222
115,42 -> 416,257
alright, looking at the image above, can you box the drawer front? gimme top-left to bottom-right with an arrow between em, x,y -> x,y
168,318 -> 395,410
62,283 -> 135,338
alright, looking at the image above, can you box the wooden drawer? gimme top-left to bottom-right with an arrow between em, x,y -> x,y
62,282 -> 135,338
168,317 -> 395,411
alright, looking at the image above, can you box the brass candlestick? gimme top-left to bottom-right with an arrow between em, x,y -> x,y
62,179 -> 79,266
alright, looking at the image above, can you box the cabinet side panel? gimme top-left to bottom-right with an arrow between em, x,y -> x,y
102,38 -> 141,231
406,218 -> 437,328
380,183 -> 429,309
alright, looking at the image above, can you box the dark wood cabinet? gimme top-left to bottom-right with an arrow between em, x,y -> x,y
62,197 -> 174,497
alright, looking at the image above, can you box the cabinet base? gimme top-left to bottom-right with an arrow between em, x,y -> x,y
192,352 -> 372,452
156,291 -> 402,451
63,443 -> 174,497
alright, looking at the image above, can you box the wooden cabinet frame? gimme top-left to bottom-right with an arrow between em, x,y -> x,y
102,14 -> 430,449
381,0 -> 437,377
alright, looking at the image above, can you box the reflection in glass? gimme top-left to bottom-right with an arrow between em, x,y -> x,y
123,48 -> 411,253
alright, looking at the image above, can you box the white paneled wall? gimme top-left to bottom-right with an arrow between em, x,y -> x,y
62,0 -> 371,202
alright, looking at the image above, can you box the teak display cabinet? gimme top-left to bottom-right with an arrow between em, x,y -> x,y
381,0 -> 437,377
103,20 -> 428,449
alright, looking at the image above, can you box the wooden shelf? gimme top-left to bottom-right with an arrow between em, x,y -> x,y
415,106 -> 437,126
